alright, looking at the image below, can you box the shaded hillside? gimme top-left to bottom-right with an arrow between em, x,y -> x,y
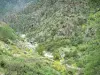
0,0 -> 37,19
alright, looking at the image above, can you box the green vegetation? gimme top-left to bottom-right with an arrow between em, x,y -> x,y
0,49 -> 58,75
84,11 -> 100,75
0,22 -> 62,75
0,0 -> 100,75
0,38 -> 61,75
0,22 -> 17,43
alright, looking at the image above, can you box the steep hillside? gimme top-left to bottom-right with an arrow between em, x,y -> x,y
1,0 -> 100,75
6,0 -> 89,40
0,22 -> 67,75
4,0 -> 89,74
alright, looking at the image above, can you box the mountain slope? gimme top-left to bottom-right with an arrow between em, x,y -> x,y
3,0 -> 90,75
0,22 -> 66,75
5,0 -> 89,41
1,0 -> 100,75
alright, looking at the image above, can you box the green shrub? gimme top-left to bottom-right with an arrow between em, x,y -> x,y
52,61 -> 68,75
0,26 -> 17,43
36,44 -> 45,55
37,38 -> 71,56
53,50 -> 61,60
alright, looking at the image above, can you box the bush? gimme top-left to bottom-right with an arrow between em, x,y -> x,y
52,61 -> 68,75
36,38 -> 71,56
0,26 -> 17,43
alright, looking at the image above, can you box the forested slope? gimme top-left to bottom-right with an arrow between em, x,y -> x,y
0,0 -> 100,75
0,22 -> 61,75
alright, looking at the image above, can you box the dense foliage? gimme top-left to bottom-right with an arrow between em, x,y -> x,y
84,11 -> 100,75
0,22 -> 17,43
0,0 -> 100,75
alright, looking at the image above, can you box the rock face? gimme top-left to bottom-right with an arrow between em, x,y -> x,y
43,51 -> 53,58
18,34 -> 38,51
0,22 -> 8,27
20,34 -> 26,38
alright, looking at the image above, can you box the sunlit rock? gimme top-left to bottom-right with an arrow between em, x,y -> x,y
13,54 -> 21,57
43,51 -> 53,58
20,34 -> 26,38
